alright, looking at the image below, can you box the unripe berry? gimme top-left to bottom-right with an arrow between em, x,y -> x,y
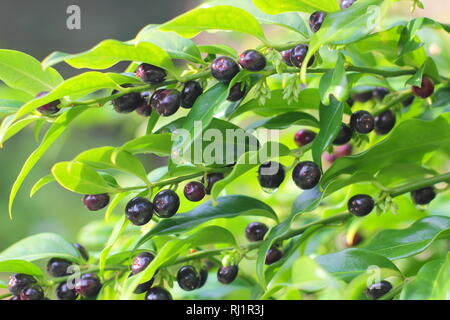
375,110 -> 396,135
135,63 -> 166,84
265,246 -> 283,265
153,189 -> 180,218
8,274 -> 37,296
294,129 -> 316,147
292,161 -> 321,190
239,50 -> 267,71
132,252 -> 155,275
411,187 -> 436,205
202,173 -> 224,195
258,161 -> 285,190
217,265 -> 238,284
366,280 -> 392,300
412,76 -> 435,98
333,124 -> 353,145
177,266 -> 201,291
348,194 -> 374,217
56,282 -> 78,300
75,273 -> 102,299
181,81 -> 203,109
112,86 -> 145,113
184,181 -> 206,202
20,284 -> 44,300
125,197 -> 153,226
150,89 -> 181,117
245,222 -> 268,242
145,287 -> 173,300
47,258 -> 73,277
350,110 -> 375,134
309,11 -> 326,33
35,92 -> 60,115
211,56 -> 240,82
340,0 -> 357,9
227,82 -> 246,102
82,194 -> 110,211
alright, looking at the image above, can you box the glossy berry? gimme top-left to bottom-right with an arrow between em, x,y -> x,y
227,82 -> 246,102
20,284 -> 44,300
35,92 -> 60,115
198,268 -> 208,289
366,280 -> 392,300
132,252 -> 155,274
375,110 -> 396,135
153,189 -> 180,218
290,44 -> 309,68
309,11 -> 326,33
350,110 -> 375,134
348,194 -> 374,217
181,81 -> 203,109
281,50 -> 293,66
211,56 -> 240,82
47,258 -> 72,277
177,266 -> 201,291
145,287 -> 173,300
258,161 -> 285,190
136,63 -> 166,84
412,76 -> 435,98
217,265 -> 239,284
56,282 -> 78,300
202,173 -> 224,195
125,197 -> 153,226
134,278 -> 155,295
74,243 -> 89,261
112,86 -> 145,113
294,129 -> 316,147
373,87 -> 390,101
245,222 -> 268,242
333,124 -> 353,145
150,89 -> 181,117
239,50 -> 267,71
265,246 -> 283,265
340,0 -> 356,9
75,273 -> 102,299
292,161 -> 321,190
82,194 -> 110,211
411,187 -> 436,205
8,274 -> 37,296
10,296 -> 21,300
135,92 -> 152,117
184,181 -> 206,202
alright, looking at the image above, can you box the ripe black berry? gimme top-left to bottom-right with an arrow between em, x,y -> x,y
125,197 -> 153,226
211,56 -> 240,82
177,266 -> 201,291
10,296 -> 21,300
265,246 -> 283,265
348,194 -> 374,217
56,282 -> 78,300
217,265 -> 239,284
333,124 -> 353,145
132,252 -> 155,274
258,161 -> 285,190
184,181 -> 206,202
239,50 -> 267,71
245,222 -> 268,242
134,278 -> 154,294
75,273 -> 102,299
294,129 -> 316,146
340,0 -> 356,9
47,258 -> 73,277
35,92 -> 60,115
202,173 -> 224,195
181,81 -> 203,109
82,194 -> 110,211
290,44 -> 308,68
402,95 -> 414,107
411,187 -> 436,205
375,110 -> 396,135
292,161 -> 321,190
412,76 -> 435,98
198,268 -> 208,289
366,280 -> 392,300
373,87 -> 390,101
227,82 -> 246,101
20,284 -> 44,300
153,189 -> 180,218
8,274 -> 36,296
281,50 -> 293,66
112,86 -> 145,113
135,63 -> 166,84
74,243 -> 89,261
150,89 -> 181,117
350,110 -> 375,134
352,90 -> 373,103
309,11 -> 326,33
145,287 -> 173,300
135,92 -> 152,117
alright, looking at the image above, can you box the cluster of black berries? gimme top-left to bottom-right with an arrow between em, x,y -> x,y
177,265 -> 208,291
245,222 -> 283,265
8,274 -> 44,300
281,44 -> 315,69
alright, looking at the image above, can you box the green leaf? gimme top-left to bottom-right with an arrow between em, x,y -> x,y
160,5 -> 267,41
405,57 -> 441,86
363,216 -> 450,260
252,0 -> 339,14
246,112 -> 319,130
0,233 -> 82,263
0,99 -> 23,115
0,115 -> 37,145
198,44 -> 238,58
0,260 -> 44,277
0,49 -> 63,95
30,174 -> 55,197
120,133 -> 172,156
99,217 -> 129,275
319,53 -> 349,105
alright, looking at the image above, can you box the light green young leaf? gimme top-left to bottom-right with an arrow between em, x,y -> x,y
252,0 -> 339,14
0,260 -> 44,277
99,216 -> 129,275
319,53 -> 349,105
120,133 -> 172,156
30,174 -> 55,197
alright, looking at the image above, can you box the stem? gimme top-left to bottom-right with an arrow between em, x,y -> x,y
374,90 -> 413,116
389,172 -> 450,197
146,112 -> 160,134
347,66 -> 416,77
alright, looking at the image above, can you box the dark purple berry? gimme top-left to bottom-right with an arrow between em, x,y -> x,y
375,110 -> 396,135
309,11 -> 326,33
74,243 -> 89,261
145,287 -> 172,300
294,129 -> 316,146
153,189 -> 180,218
281,50 -> 293,66
112,85 -> 145,113
198,268 -> 208,289
20,284 -> 44,300
402,95 -> 414,107
184,181 -> 206,202
75,273 -> 102,299
132,252 -> 155,274
8,274 -> 36,296
135,92 -> 152,117
292,161 -> 321,190
10,296 -> 21,300
211,56 -> 240,82
333,124 -> 353,145
258,161 -> 285,190
202,173 -> 224,195
47,258 -> 73,277
373,87 -> 390,101
411,187 -> 436,205
181,81 -> 203,109
245,222 -> 268,242
348,194 -> 374,217
128,272 -> 155,294
177,266 -> 200,291
217,265 -> 238,284
265,246 -> 283,265
150,89 -> 181,117
227,82 -> 246,101
340,0 -> 357,9
136,63 -> 166,84
350,110 -> 375,134
239,50 -> 267,71
412,76 -> 435,98
352,90 -> 373,103
290,44 -> 309,68
125,197 -> 153,226
82,194 -> 110,211
56,282 -> 78,300
366,280 -> 392,300
35,92 -> 60,115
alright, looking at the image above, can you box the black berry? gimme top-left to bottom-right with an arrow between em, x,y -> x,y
333,124 -> 353,145
82,194 -> 110,211
181,81 -> 203,108
294,129 -> 316,146
352,90 -> 373,103
350,110 -> 375,134
132,252 -> 155,274
281,50 -> 293,66
125,197 -> 153,226
340,0 -> 356,9
128,272 -> 155,294
265,246 -> 283,265
227,82 -> 246,101
217,265 -> 239,284
184,181 -> 206,202
197,268 -> 208,289
239,50 -> 267,71
8,274 -> 36,296
75,273 -> 102,299
112,85 -> 145,113
10,296 -> 21,300
290,44 -> 309,68
258,161 -> 285,190
402,95 -> 414,107
375,110 -> 396,135
411,187 -> 436,205
153,189 -> 180,218
74,243 -> 89,261
412,76 -> 435,98
348,194 -> 374,217
373,87 -> 390,101
135,91 -> 152,117
366,280 -> 392,300
245,222 -> 268,242
145,287 -> 173,300
19,284 -> 44,300
150,89 -> 181,116
136,63 -> 166,84
309,11 -> 326,33
35,92 -> 60,115
211,56 -> 240,82
177,266 -> 200,291
202,173 -> 224,195
292,161 -> 321,190
47,258 -> 73,277
56,282 -> 78,300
